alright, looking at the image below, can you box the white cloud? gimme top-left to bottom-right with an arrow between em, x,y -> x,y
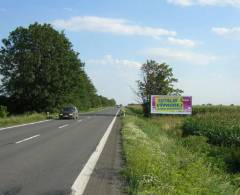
167,0 -> 240,7
167,37 -> 196,47
212,27 -> 240,39
143,47 -> 217,65
52,16 -> 176,39
87,55 -> 141,69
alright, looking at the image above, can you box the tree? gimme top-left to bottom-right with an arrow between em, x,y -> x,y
137,60 -> 183,116
0,23 -> 114,113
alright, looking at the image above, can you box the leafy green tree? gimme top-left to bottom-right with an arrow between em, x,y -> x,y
137,60 -> 183,116
0,23 -> 112,113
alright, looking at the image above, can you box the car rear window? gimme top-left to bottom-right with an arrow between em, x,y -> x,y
63,107 -> 75,112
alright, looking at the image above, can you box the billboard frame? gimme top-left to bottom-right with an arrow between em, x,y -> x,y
150,95 -> 192,115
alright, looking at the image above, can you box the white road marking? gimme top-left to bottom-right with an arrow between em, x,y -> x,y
77,120 -> 82,122
15,134 -> 40,144
58,124 -> 69,129
70,109 -> 120,195
0,120 -> 51,132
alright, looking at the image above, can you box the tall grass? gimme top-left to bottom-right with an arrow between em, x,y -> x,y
183,112 -> 240,146
122,107 -> 238,194
182,105 -> 240,175
0,113 -> 47,127
192,105 -> 240,115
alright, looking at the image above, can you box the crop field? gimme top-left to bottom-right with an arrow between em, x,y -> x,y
122,105 -> 240,194
192,105 -> 240,115
184,109 -> 240,146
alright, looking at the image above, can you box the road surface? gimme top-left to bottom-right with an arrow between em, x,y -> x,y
0,107 -> 122,195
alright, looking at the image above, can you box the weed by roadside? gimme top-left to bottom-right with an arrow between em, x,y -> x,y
122,107 -> 239,194
0,113 -> 47,127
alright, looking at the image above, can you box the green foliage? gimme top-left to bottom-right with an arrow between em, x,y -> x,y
225,148 -> 240,173
0,105 -> 8,118
183,107 -> 240,146
0,113 -> 46,127
136,60 -> 183,117
122,107 -> 238,194
183,105 -> 240,174
192,105 -> 240,115
0,23 -> 115,113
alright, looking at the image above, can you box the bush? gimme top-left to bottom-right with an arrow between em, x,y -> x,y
0,105 -> 8,118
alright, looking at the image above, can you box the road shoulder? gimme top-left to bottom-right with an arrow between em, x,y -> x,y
83,116 -> 124,195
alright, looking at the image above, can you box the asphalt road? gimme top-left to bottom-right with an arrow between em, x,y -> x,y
0,107 -> 122,195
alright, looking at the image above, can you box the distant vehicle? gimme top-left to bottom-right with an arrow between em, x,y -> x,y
59,106 -> 79,119
117,105 -> 121,108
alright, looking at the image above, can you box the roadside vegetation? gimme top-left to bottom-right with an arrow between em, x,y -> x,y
0,112 -> 47,128
124,56 -> 240,194
0,23 -> 115,115
184,107 -> 240,146
122,105 -> 240,194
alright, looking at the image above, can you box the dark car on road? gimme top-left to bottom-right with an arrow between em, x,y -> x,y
59,106 -> 79,119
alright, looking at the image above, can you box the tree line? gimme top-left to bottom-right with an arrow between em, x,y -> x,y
0,23 -> 115,114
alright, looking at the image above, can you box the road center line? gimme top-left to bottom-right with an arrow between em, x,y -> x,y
15,134 -> 40,144
58,124 -> 69,129
70,109 -> 120,195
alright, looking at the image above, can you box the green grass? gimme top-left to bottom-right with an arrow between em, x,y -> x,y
122,107 -> 239,194
192,105 -> 240,115
183,112 -> 240,146
0,113 -> 47,127
182,106 -> 240,174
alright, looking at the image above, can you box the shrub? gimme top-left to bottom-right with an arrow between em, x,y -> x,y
0,105 -> 8,118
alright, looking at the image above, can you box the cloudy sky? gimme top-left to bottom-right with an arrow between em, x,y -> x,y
1,0 -> 240,105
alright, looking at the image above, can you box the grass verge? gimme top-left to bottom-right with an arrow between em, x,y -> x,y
121,107 -> 239,194
0,113 -> 47,128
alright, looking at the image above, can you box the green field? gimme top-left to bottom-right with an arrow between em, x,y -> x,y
122,105 -> 240,194
183,109 -> 240,146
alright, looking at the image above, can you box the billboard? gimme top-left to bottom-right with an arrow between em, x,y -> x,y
151,95 -> 192,115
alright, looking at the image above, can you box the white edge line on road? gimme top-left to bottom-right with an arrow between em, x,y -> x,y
58,124 -> 69,129
15,134 -> 40,144
77,120 -> 82,122
0,120 -> 51,132
70,109 -> 120,195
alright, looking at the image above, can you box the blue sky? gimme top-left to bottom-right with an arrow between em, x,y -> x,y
1,0 -> 240,105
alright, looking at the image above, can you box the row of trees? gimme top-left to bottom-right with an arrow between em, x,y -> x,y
0,23 -> 115,113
